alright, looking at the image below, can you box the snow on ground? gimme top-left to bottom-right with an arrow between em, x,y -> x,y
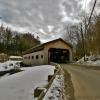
0,60 -> 21,71
43,75 -> 64,100
77,55 -> 100,66
0,65 -> 55,100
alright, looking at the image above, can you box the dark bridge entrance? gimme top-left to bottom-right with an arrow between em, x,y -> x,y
48,48 -> 70,63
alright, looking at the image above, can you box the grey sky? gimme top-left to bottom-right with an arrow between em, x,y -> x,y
0,0 -> 98,42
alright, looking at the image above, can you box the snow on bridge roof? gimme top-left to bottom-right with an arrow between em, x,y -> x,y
9,56 -> 22,59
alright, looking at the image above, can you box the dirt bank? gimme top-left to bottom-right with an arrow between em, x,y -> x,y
63,70 -> 76,100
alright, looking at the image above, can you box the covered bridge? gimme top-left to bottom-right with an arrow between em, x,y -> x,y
23,38 -> 73,66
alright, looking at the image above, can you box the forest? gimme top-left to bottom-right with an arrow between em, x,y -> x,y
0,25 -> 40,56
64,14 -> 100,60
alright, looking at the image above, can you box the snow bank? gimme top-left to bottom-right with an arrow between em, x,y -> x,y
77,55 -> 100,66
43,75 -> 64,100
0,60 -> 21,71
0,65 -> 55,100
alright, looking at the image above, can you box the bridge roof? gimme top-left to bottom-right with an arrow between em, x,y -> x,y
23,38 -> 72,55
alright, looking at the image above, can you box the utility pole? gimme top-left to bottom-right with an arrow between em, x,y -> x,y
81,23 -> 86,61
85,0 -> 98,35
82,0 -> 97,61
0,17 -> 2,25
87,0 -> 97,29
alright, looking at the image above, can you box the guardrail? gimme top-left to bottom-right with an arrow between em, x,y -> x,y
37,62 -> 61,100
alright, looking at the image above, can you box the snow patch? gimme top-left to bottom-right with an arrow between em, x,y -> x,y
43,75 -> 64,100
0,60 -> 21,71
77,55 -> 100,66
0,65 -> 55,100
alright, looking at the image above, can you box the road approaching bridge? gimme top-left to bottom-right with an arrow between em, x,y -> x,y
61,64 -> 100,100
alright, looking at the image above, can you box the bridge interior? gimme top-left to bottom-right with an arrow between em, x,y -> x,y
48,48 -> 69,63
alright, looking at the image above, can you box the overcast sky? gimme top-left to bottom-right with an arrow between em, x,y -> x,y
0,0 -> 99,42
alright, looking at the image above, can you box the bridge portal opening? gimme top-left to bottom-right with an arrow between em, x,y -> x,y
48,48 -> 70,63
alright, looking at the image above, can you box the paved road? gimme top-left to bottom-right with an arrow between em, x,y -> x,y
61,64 -> 100,100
